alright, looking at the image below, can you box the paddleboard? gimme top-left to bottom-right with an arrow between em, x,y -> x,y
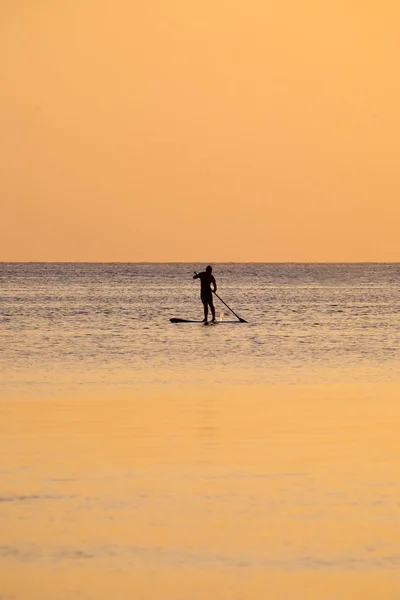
170,318 -> 244,324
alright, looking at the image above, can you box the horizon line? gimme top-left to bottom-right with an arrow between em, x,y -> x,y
1,261 -> 400,265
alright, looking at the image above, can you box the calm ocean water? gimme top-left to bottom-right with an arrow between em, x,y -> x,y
2,264 -> 400,599
1,263 -> 399,390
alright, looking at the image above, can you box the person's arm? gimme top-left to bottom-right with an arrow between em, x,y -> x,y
193,272 -> 200,280
212,276 -> 217,292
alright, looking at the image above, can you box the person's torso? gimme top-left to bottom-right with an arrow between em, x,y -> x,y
199,272 -> 214,292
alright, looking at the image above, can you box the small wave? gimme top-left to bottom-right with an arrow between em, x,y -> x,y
0,493 -> 64,503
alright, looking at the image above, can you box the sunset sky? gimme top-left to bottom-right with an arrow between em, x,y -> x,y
1,0 -> 399,262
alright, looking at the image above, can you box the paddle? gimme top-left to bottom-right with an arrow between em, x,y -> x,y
194,271 -> 247,323
212,291 -> 247,323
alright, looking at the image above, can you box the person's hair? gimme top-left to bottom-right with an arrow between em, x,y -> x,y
206,265 -> 212,273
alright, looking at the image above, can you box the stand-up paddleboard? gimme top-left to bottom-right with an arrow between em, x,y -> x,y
170,318 -> 245,324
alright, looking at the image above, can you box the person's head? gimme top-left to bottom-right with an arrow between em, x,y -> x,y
206,265 -> 212,274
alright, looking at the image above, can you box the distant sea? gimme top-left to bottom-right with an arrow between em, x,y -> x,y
1,263 -> 399,393
2,264 -> 400,600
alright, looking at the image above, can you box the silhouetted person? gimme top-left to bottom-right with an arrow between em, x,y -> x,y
193,266 -> 217,322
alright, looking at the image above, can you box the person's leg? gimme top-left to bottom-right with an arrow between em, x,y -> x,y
210,298 -> 216,321
202,298 -> 208,322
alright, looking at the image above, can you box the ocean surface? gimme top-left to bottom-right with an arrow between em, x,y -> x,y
1,263 -> 399,391
1,263 -> 400,599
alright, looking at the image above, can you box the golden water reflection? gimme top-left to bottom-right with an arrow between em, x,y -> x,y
1,380 -> 400,598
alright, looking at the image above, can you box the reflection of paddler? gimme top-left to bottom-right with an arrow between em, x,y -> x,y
193,266 -> 217,323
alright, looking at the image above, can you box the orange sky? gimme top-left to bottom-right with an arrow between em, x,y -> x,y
1,0 -> 399,261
